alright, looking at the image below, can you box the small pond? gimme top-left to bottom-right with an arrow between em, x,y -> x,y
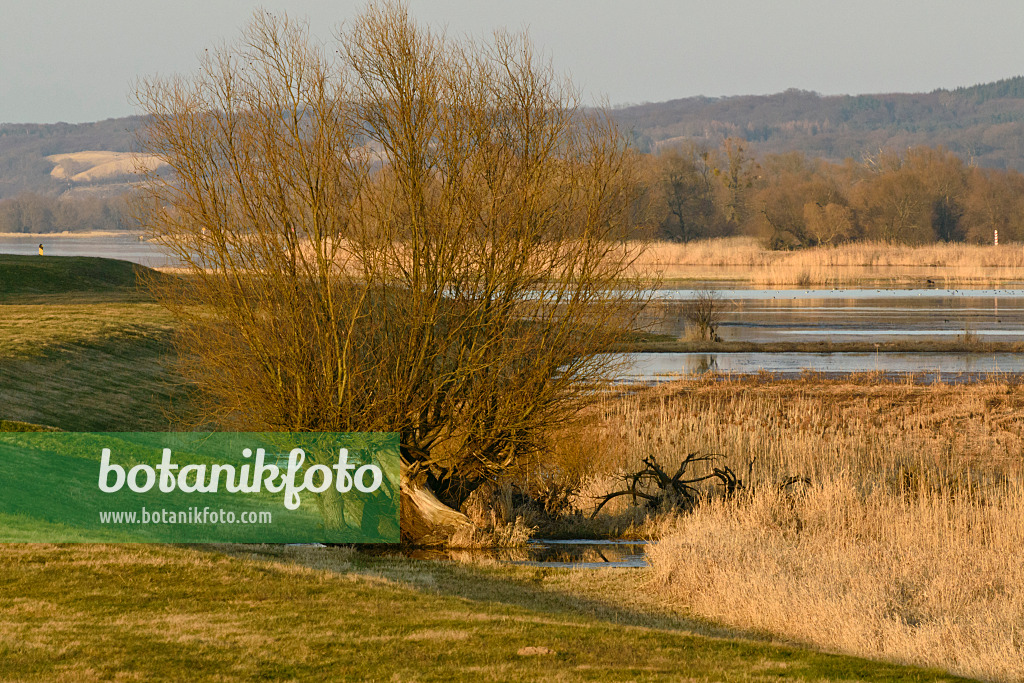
395,539 -> 650,569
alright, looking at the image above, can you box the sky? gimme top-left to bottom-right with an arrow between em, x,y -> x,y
2,0 -> 1024,124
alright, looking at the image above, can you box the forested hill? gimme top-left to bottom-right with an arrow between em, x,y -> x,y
5,76 -> 1024,201
612,76 -> 1024,170
0,116 -> 145,199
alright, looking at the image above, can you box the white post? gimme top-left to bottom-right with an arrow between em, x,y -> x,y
995,229 -> 999,246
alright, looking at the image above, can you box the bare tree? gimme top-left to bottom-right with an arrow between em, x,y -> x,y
134,2 -> 648,543
681,290 -> 723,342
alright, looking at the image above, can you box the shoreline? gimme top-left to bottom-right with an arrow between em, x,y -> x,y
616,338 -> 1024,354
0,230 -> 140,239
4,234 -> 1024,287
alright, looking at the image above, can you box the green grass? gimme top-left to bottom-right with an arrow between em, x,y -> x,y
0,420 -> 58,432
0,323 -> 184,431
0,302 -> 174,358
0,543 -> 976,682
0,256 -> 183,430
0,254 -> 162,298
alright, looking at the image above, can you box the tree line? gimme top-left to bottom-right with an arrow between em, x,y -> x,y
0,193 -> 137,233
640,140 -> 1024,246
3,138 -> 1021,247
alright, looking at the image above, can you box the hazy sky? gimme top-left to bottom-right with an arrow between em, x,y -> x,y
2,0 -> 1024,124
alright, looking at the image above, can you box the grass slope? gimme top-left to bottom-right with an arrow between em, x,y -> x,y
0,420 -> 57,432
0,325 -> 182,431
0,543 -> 975,682
0,256 -> 182,430
0,254 -> 159,297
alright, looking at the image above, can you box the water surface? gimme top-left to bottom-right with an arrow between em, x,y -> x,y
618,351 -> 1024,383
0,234 -> 174,268
645,288 -> 1024,343
398,539 -> 650,568
6,235 -> 1024,379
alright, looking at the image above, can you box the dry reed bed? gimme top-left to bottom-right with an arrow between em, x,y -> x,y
650,483 -> 1024,683
590,377 -> 1024,682
631,237 -> 1024,285
158,236 -> 1024,285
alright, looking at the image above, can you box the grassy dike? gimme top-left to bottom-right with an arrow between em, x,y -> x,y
0,255 -> 182,431
0,543 -> 972,683
0,256 -> 978,681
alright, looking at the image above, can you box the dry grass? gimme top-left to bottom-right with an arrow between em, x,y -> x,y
596,377 -> 1024,489
584,377 -> 1024,682
631,237 -> 1024,285
649,481 -> 1024,683
0,302 -> 173,358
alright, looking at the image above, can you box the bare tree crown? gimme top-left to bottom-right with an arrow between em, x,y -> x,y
135,2 -> 648,505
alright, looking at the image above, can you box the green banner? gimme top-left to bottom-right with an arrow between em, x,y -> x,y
0,432 -> 400,543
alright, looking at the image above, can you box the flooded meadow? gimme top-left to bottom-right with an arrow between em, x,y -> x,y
629,284 -> 1024,381
5,234 -> 1024,381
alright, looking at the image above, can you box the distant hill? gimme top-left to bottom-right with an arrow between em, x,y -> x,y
6,76 -> 1024,200
612,76 -> 1024,169
47,150 -> 165,185
0,117 -> 145,199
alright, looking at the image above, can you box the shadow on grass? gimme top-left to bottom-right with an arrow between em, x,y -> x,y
0,329 -> 186,431
211,543 -> 977,683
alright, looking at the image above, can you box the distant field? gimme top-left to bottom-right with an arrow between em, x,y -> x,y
46,150 -> 166,183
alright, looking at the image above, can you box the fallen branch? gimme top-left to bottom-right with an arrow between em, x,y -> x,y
591,452 -> 743,517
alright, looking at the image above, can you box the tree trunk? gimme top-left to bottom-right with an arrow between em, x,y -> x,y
399,460 -> 474,546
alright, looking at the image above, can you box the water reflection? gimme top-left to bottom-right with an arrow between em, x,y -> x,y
617,352 -> 1024,383
653,288 -> 1024,300
644,288 -> 1024,343
398,540 -> 650,568
685,354 -> 718,375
